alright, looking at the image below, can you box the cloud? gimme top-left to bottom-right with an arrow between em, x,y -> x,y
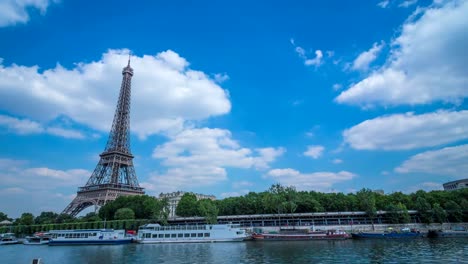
0,0 -> 57,27
404,181 -> 443,193
332,159 -> 343,164
143,128 -> 285,193
343,110 -> 468,150
337,1 -> 468,106
291,38 -> 323,67
378,0 -> 390,8
0,158 -> 91,217
265,168 -> 357,192
213,73 -> 229,83
351,41 -> 385,71
0,114 -> 85,139
399,0 -> 418,8
304,145 -> 325,159
332,84 -> 343,91
395,144 -> 468,178
0,49 -> 231,139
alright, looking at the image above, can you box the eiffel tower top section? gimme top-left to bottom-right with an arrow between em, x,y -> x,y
103,57 -> 134,157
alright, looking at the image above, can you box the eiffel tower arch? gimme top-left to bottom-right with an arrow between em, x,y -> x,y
62,57 -> 144,216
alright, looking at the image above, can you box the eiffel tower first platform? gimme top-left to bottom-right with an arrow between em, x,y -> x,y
62,57 -> 144,216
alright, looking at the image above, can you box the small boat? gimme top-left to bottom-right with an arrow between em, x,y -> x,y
251,228 -> 350,241
428,227 -> 468,238
23,232 -> 52,245
0,233 -> 20,245
136,223 -> 249,243
351,228 -> 424,239
48,229 -> 133,245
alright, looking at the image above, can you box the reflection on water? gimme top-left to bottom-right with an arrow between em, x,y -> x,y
1,239 -> 467,264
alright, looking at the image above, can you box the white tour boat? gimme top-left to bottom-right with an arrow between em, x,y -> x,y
0,233 -> 19,245
48,229 -> 133,245
136,223 -> 249,243
23,232 -> 52,245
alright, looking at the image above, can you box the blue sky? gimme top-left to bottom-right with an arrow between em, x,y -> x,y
0,0 -> 467,218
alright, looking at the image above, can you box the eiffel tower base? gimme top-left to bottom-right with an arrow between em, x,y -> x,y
62,186 -> 144,217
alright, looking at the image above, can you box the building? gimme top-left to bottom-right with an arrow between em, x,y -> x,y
158,191 -> 216,218
443,178 -> 468,191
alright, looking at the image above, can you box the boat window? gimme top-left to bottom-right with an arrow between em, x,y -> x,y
191,233 -> 196,237
171,234 -> 176,238
158,234 -> 163,238
178,234 -> 183,237
152,234 -> 157,238
165,234 -> 170,238
197,233 -> 203,237
184,233 -> 190,237
145,233 -> 151,238
204,233 -> 210,237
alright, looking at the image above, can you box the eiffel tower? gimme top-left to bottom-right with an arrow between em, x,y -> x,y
62,57 -> 144,216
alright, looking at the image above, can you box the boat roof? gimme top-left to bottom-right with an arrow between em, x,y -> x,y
48,229 -> 121,233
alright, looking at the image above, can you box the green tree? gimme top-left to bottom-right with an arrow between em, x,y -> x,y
80,212 -> 101,222
197,199 -> 219,224
356,189 -> 377,221
432,203 -> 447,223
0,212 -> 10,221
415,197 -> 432,224
19,213 -> 35,225
176,193 -> 198,217
114,208 -> 135,220
444,201 -> 463,222
35,211 -> 59,224
55,213 -> 76,224
99,195 -> 162,220
397,202 -> 410,223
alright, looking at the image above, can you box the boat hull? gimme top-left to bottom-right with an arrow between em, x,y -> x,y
351,232 -> 423,239
252,232 -> 350,241
49,238 -> 133,246
137,237 -> 245,243
427,230 -> 468,238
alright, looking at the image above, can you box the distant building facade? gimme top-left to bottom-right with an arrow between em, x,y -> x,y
158,191 -> 216,218
443,179 -> 468,191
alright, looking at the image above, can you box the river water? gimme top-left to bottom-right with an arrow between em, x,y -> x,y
1,238 -> 467,264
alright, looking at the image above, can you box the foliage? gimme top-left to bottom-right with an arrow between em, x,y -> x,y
0,212 -> 11,222
35,211 -> 59,224
197,199 -> 219,224
176,193 -> 198,217
432,203 -> 447,223
18,213 -> 34,226
114,208 -> 135,220
99,195 -> 163,220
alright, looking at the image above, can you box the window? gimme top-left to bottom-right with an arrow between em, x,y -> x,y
204,233 -> 210,237
159,234 -> 163,238
165,234 -> 170,238
171,234 -> 176,238
197,233 -> 203,237
191,233 -> 196,237
152,234 -> 158,238
184,233 -> 190,237
178,234 -> 183,237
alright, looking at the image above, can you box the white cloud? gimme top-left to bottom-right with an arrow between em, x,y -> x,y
232,181 -> 253,189
337,1 -> 468,106
0,0 -> 57,27
378,0 -> 390,8
404,181 -> 443,193
395,144 -> 468,178
265,168 -> 357,192
351,41 -> 384,71
304,145 -> 325,159
213,73 -> 229,83
0,49 -> 231,139
332,84 -> 343,91
143,128 -> 285,193
0,158 -> 91,217
399,0 -> 418,8
0,114 -> 85,139
291,38 -> 324,67
220,190 -> 249,198
332,159 -> 343,164
343,110 -> 468,150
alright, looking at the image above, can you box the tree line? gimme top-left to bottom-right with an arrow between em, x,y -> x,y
1,185 -> 467,234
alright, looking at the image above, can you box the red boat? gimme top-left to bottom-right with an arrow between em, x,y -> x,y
251,229 -> 350,240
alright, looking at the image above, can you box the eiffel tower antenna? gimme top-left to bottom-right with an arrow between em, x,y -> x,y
63,57 -> 144,216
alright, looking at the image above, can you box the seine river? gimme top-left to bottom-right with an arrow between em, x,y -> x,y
1,238 -> 467,264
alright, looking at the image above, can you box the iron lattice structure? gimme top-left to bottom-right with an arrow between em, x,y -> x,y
62,59 -> 145,216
